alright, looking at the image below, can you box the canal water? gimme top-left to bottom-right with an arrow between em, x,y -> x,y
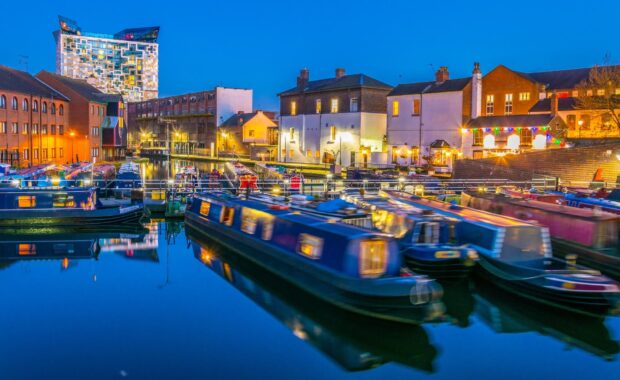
1,220 -> 620,380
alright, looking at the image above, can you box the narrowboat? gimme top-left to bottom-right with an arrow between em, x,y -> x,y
0,187 -> 146,229
342,190 -> 478,279
558,191 -> 620,215
461,191 -> 620,279
189,231 -> 438,372
185,191 -> 444,324
224,161 -> 258,191
116,161 -> 143,189
174,166 -> 199,191
383,190 -> 620,317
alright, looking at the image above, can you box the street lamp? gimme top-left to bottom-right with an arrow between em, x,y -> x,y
70,131 -> 75,163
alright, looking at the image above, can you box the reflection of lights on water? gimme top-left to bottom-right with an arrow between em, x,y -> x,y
291,321 -> 308,341
62,257 -> 69,270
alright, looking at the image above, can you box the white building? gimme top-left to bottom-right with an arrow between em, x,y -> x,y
387,66 -> 474,169
278,68 -> 392,167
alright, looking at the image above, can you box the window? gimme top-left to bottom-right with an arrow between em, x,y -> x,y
58,125 -> 64,135
12,97 -> 18,110
579,115 -> 590,130
505,94 -> 513,114
597,89 -> 605,96
248,129 -> 254,137
51,148 -> 56,158
532,134 -> 546,150
483,134 -> 495,149
330,126 -> 336,141
485,95 -> 494,115
519,92 -> 530,101
350,97 -> 359,112
23,149 -> 29,160
506,134 -> 520,150
220,206 -> 235,226
473,129 -> 483,146
33,149 -> 38,159
359,240 -> 387,277
59,105 -> 64,116
240,208 -> 258,234
306,149 -> 312,157
566,114 -> 576,130
297,233 -> 323,259
59,147 -> 63,158
41,125 -> 48,135
290,100 -> 297,116
92,127 -> 99,136
572,90 -> 579,97
18,196 -> 36,208
315,150 -> 320,159
52,193 -> 75,208
330,98 -> 339,113
315,99 -> 322,113
413,99 -> 420,115
0,95 -> 5,108
32,100 -> 38,112
520,128 -> 532,146
42,149 -> 47,159
42,102 -> 47,113
50,103 -> 56,115
91,148 -> 99,158
22,99 -> 28,111
200,201 -> 211,216
11,123 -> 18,134
392,100 -> 399,117
289,149 -> 294,158
51,125 -> 56,135
22,123 -> 28,134
18,244 -> 36,256
91,105 -> 95,115
0,122 -> 6,134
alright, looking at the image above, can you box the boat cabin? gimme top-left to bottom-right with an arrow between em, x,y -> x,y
0,187 -> 98,211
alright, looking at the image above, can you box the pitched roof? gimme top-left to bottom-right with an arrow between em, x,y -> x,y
220,112 -> 259,128
37,71 -> 121,103
466,114 -> 556,128
0,65 -> 68,100
429,139 -> 451,148
388,77 -> 471,96
519,68 -> 592,90
279,74 -> 392,96
529,97 -> 579,113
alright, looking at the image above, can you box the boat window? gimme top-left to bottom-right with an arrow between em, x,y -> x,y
199,201 -> 211,217
17,196 -> 36,208
262,219 -> 274,241
417,222 -> 440,244
18,244 -> 36,256
297,233 -> 323,259
501,226 -> 546,261
383,212 -> 411,238
52,193 -> 75,207
455,222 -> 497,252
359,240 -> 388,278
220,207 -> 235,226
240,208 -> 258,235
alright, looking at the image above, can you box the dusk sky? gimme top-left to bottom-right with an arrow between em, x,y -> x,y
1,0 -> 619,110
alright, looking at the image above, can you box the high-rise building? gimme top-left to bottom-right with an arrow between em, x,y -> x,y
54,16 -> 159,102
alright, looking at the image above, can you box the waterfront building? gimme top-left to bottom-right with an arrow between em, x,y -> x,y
219,111 -> 279,160
0,65 -> 70,167
278,68 -> 392,167
387,66 -> 473,170
54,16 -> 159,102
127,87 -> 252,156
36,71 -> 125,162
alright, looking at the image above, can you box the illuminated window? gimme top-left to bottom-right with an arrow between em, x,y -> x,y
32,124 -> 38,134
505,94 -> 513,114
586,90 -> 593,96
532,134 -> 546,149
392,100 -> 399,117
330,126 -> 336,141
289,149 -> 294,158
0,122 -> 5,134
297,233 -> 323,259
566,115 -> 576,130
306,149 -> 312,157
290,100 -> 297,116
315,99 -> 322,113
572,90 -> 579,97
520,129 -> 532,146
413,99 -> 420,115
199,201 -> 211,216
240,208 -> 258,234
359,240 -> 387,277
22,123 -> 28,134
315,150 -> 320,159
486,95 -> 494,115
473,130 -> 483,146
11,123 -> 18,134
482,134 -> 495,149
518,92 -> 530,101
615,88 -> 620,95
579,115 -> 590,129
18,196 -> 36,208
262,219 -> 274,240
597,89 -> 605,96
350,97 -> 359,112
506,134 -> 520,149
220,207 -> 235,226
53,193 -> 75,207
330,98 -> 339,113
18,244 -> 36,256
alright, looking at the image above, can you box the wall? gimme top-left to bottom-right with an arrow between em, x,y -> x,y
482,65 -> 540,116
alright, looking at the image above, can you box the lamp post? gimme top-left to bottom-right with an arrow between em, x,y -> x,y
69,131 -> 75,163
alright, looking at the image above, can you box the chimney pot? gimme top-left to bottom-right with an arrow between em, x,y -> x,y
297,68 -> 309,89
336,68 -> 345,78
435,66 -> 449,83
472,62 -> 481,74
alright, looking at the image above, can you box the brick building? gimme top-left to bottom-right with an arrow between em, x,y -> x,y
0,65 -> 71,167
279,68 -> 392,166
127,87 -> 252,156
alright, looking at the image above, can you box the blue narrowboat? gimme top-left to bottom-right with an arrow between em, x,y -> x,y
116,161 -> 143,189
341,190 -> 478,279
558,191 -> 620,215
188,231 -> 438,372
185,191 -> 444,324
0,187 -> 145,229
383,190 -> 620,317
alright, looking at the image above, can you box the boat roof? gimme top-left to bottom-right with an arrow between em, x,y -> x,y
0,186 -> 96,194
382,190 -> 536,228
343,192 -> 451,222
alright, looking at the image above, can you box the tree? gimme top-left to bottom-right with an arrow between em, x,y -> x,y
576,57 -> 620,134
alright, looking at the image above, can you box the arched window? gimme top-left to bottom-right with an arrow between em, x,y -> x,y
22,99 -> 28,111
32,100 -> 38,112
506,134 -> 520,150
483,134 -> 496,149
50,103 -> 56,115
0,95 -> 6,109
58,104 -> 64,116
12,97 -> 18,110
42,102 -> 47,113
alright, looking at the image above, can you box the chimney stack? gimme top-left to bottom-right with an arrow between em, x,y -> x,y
297,68 -> 309,89
471,62 -> 482,119
551,91 -> 559,115
435,66 -> 449,83
335,68 -> 346,78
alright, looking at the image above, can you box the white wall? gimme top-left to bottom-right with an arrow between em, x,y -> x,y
215,87 -> 253,126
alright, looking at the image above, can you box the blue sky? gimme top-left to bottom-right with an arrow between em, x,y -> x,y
1,0 -> 619,110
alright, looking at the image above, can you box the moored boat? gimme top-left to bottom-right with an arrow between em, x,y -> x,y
116,161 -> 143,189
383,190 -> 620,317
185,190 -> 444,324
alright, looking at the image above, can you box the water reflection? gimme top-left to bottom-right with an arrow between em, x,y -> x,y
99,222 -> 160,262
187,230 -> 438,373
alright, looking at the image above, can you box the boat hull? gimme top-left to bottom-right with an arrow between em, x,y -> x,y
403,250 -> 475,280
552,239 -> 620,280
185,212 -> 444,324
